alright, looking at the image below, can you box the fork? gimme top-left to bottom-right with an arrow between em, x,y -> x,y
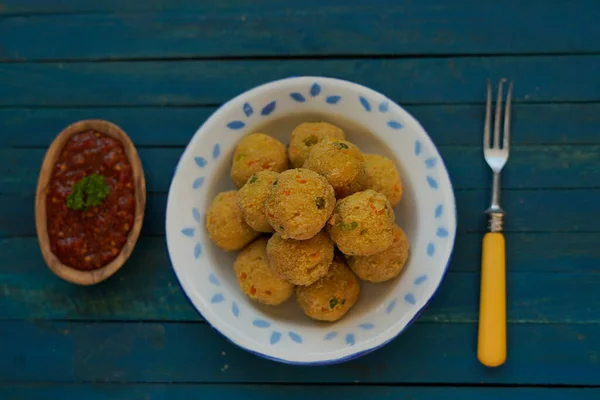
478,78 -> 513,367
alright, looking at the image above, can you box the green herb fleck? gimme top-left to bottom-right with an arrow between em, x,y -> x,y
248,175 -> 258,184
303,135 -> 319,147
315,196 -> 325,209
329,297 -> 339,309
66,173 -> 111,211
334,142 -> 349,150
339,221 -> 358,231
341,299 -> 346,305
273,179 -> 278,186
359,228 -> 368,235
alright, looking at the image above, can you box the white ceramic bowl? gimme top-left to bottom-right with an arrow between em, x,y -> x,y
166,77 -> 457,365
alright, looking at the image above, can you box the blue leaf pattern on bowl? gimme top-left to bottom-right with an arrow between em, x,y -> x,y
326,95 -> 341,104
359,96 -> 371,111
404,293 -> 416,305
427,242 -> 435,257
386,299 -> 396,314
193,243 -> 202,259
181,228 -> 195,237
414,275 -> 428,285
212,144 -> 221,159
425,157 -> 437,168
231,302 -> 240,318
435,204 -> 443,218
209,272 -> 220,286
290,93 -> 306,102
192,177 -> 205,189
437,227 -> 449,238
270,331 -> 281,345
415,140 -> 422,156
243,102 -> 253,117
192,208 -> 201,223
289,332 -> 303,343
211,293 -> 224,304
261,101 -> 277,116
378,101 -> 389,113
310,83 -> 321,97
227,121 -> 245,130
345,334 -> 355,346
359,323 -> 375,330
387,120 -> 403,130
427,176 -> 438,189
324,332 -> 338,341
194,157 -> 207,167
253,319 -> 271,328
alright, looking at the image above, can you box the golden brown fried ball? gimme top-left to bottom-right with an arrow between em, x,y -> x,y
266,231 -> 334,286
234,238 -> 294,305
296,259 -> 360,322
206,191 -> 259,251
303,137 -> 365,198
230,133 -> 288,188
327,189 -> 395,256
363,154 -> 403,206
288,122 -> 346,168
346,225 -> 410,282
265,168 -> 335,240
236,170 -> 279,232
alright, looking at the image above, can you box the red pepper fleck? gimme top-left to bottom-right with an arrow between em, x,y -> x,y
298,179 -> 307,184
250,286 -> 257,295
240,272 -> 247,280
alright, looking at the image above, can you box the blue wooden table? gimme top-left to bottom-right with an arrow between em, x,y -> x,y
1,1 -> 599,398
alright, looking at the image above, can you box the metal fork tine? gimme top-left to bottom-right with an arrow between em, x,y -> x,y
493,78 -> 506,149
484,80 -> 492,149
503,81 -> 513,150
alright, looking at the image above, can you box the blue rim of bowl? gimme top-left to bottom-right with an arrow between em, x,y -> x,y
165,75 -> 458,365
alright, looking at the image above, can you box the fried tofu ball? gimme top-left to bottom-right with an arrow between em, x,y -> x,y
288,122 -> 346,168
363,154 -> 403,206
296,259 -> 360,322
266,230 -> 334,286
265,168 -> 335,240
206,191 -> 259,251
230,133 -> 288,188
346,226 -> 409,282
234,238 -> 294,305
327,190 -> 395,256
236,170 -> 279,232
303,137 -> 365,198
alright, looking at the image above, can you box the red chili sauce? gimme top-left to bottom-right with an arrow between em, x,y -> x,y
46,131 -> 135,270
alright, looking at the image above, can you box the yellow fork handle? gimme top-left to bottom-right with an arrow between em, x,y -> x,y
478,232 -> 506,367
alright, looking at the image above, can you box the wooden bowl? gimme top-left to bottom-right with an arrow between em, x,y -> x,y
35,120 -> 146,285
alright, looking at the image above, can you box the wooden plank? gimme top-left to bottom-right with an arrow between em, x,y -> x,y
2,1 -> 600,60
1,235 -> 598,322
1,56 -> 599,106
1,189 -> 597,238
1,384 -> 599,400
2,104 -> 600,148
2,145 -> 599,194
1,321 -> 599,384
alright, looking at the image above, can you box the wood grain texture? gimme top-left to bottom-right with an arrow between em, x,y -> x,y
1,56 -> 599,106
3,145 -> 600,194
1,321 -> 599,384
34,120 -> 146,285
2,104 -> 600,148
2,1 -> 599,60
1,235 -> 598,322
1,384 -> 599,400
2,189 -> 598,238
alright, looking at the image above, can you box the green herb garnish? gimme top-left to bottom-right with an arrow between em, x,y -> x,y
273,179 -> 278,186
315,196 -> 325,209
329,297 -> 339,309
303,135 -> 319,147
341,299 -> 346,305
339,221 -> 358,231
66,173 -> 110,211
248,175 -> 258,184
335,142 -> 349,150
